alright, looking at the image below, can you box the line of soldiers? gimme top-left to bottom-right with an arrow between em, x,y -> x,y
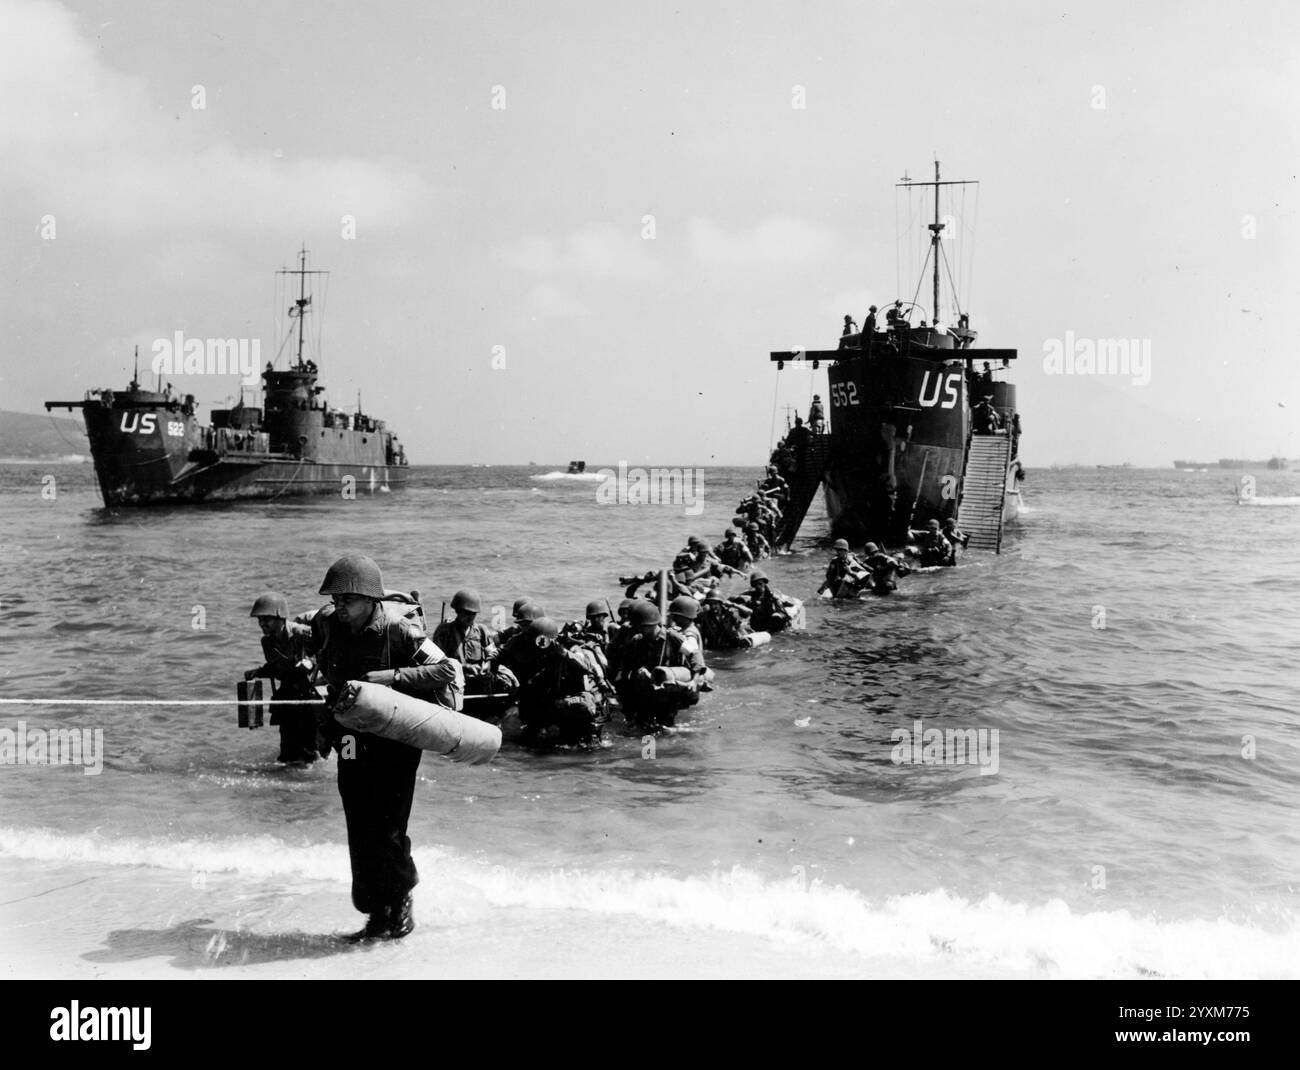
658,537 -> 800,650
816,538 -> 912,598
816,518 -> 970,598
242,524 -> 821,941
406,590 -> 715,743
729,464 -> 791,550
240,553 -> 731,943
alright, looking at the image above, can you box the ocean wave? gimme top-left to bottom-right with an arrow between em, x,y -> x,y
529,471 -> 607,482
4,827 -> 1294,978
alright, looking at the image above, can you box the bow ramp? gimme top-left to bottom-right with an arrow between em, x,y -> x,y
776,432 -> 833,547
958,433 -> 1012,552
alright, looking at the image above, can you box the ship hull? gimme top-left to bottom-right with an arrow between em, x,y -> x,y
96,459 -> 409,505
819,351 -> 1019,545
77,399 -> 408,506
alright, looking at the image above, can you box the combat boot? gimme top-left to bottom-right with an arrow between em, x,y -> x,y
346,909 -> 392,943
385,894 -> 415,940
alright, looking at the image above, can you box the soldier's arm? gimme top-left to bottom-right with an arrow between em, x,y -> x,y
378,625 -> 464,696
683,638 -> 707,678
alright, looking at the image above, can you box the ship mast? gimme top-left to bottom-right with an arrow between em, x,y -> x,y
932,160 -> 941,323
278,246 -> 329,371
295,246 -> 308,367
898,161 -> 977,325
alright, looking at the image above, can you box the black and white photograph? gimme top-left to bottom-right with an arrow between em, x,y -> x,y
1,0 -> 1296,1010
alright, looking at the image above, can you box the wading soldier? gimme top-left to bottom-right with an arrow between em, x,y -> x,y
244,592 -> 319,764
314,553 -> 463,942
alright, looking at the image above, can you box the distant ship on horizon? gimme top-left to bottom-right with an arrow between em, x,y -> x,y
1174,458 -> 1290,470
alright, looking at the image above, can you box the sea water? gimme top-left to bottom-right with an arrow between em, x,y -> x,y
1,463 -> 1297,978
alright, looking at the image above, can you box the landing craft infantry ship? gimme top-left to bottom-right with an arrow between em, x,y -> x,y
769,163 -> 1023,553
46,250 -> 409,506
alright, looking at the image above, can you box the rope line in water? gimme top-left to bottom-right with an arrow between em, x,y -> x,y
0,698 -> 326,706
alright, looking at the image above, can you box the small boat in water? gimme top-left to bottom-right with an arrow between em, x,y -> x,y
531,460 -> 606,482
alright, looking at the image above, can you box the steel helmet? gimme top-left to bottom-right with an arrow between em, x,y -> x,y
617,598 -> 634,615
687,535 -> 704,549
451,588 -> 481,613
869,304 -> 878,312
249,591 -> 288,619
833,538 -> 850,551
745,521 -> 759,532
927,519 -> 941,531
668,595 -> 700,620
628,601 -> 661,626
864,542 -> 880,554
513,598 -> 537,621
724,527 -> 738,538
750,569 -> 768,585
704,588 -> 724,601
942,518 -> 957,530
319,554 -> 384,599
529,616 -> 560,642
585,599 -> 609,619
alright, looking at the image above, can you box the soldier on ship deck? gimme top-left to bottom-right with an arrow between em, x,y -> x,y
807,395 -> 826,433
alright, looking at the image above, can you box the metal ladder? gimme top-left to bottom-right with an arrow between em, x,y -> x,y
958,433 -> 1012,553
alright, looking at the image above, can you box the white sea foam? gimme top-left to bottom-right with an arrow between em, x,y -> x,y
4,827 -> 1294,978
530,471 -> 606,482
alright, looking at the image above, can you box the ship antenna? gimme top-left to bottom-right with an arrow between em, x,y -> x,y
295,245 -> 308,369
133,344 -> 144,392
898,160 -> 978,325
278,245 -> 327,371
932,160 -> 941,324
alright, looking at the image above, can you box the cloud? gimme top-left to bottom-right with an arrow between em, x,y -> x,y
524,283 -> 589,320
496,223 -> 663,282
0,0 -> 430,233
687,215 -> 843,271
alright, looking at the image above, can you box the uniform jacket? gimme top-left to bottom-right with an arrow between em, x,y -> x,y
313,602 -> 464,711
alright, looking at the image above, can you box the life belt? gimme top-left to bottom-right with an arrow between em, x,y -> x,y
333,681 -> 501,764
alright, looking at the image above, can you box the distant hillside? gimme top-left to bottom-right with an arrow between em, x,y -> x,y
0,410 -> 91,461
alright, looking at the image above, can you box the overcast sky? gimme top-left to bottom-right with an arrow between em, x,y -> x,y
3,0 -> 1297,465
